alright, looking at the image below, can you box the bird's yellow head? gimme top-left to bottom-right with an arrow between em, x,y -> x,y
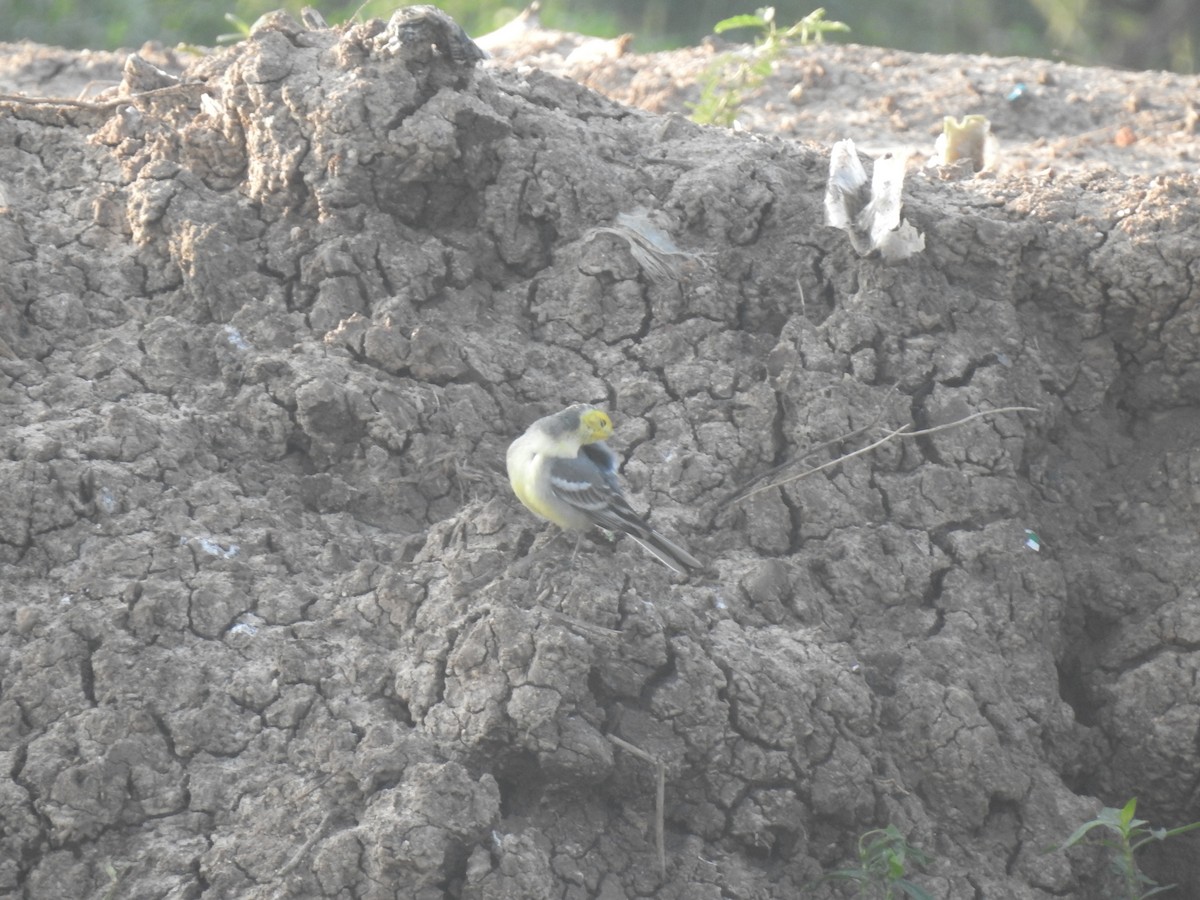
579,408 -> 614,444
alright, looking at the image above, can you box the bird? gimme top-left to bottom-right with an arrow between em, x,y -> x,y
506,404 -> 701,575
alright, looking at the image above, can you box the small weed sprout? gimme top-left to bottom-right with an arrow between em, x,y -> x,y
217,13 -> 253,44
824,824 -> 933,900
1050,797 -> 1200,899
689,7 -> 849,127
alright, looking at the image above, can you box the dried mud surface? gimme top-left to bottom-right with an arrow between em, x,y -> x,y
2,12 -> 1200,900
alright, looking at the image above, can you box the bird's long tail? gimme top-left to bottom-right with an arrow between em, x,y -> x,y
624,524 -> 701,576
584,475 -> 701,576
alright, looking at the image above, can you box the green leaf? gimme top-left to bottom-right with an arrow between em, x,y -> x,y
1053,817 -> 1115,850
714,14 -> 768,33
897,880 -> 936,900
1096,804 -> 1145,833
1120,797 -> 1138,829
824,869 -> 865,882
1139,884 -> 1177,899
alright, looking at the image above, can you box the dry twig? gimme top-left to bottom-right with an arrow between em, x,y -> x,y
724,405 -> 1040,506
0,83 -> 206,111
607,734 -> 666,878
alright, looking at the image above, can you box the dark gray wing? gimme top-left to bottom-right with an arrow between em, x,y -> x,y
547,452 -> 615,517
549,444 -> 701,574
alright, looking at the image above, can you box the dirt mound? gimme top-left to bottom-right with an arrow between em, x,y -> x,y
2,8 -> 1199,898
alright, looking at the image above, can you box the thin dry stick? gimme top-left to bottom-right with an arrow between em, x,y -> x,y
607,734 -> 666,879
902,405 -> 1039,438
548,610 -> 622,641
728,405 -> 1039,505
277,809 -> 339,879
721,385 -> 899,507
0,83 -> 206,111
289,773 -> 335,804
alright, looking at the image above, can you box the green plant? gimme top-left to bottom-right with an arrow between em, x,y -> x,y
100,861 -> 129,900
825,824 -> 933,899
1051,797 -> 1200,899
688,6 -> 849,126
216,12 -> 253,43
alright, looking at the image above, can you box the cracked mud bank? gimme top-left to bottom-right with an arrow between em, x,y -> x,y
2,10 -> 1200,899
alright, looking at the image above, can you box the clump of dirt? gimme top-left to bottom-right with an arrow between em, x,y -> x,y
2,8 -> 1199,898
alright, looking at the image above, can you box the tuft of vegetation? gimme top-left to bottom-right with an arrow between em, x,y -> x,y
823,824 -> 934,900
688,6 -> 849,127
216,13 -> 253,44
1050,797 -> 1200,899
